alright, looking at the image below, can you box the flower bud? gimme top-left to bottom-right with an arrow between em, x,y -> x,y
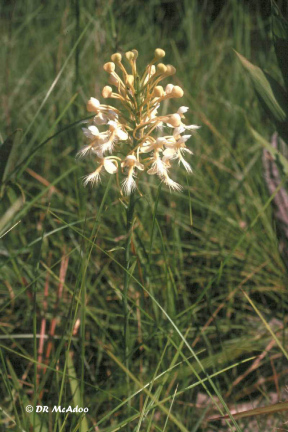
103,62 -> 115,73
86,97 -> 100,112
154,48 -> 165,59
102,86 -> 113,98
131,49 -> 138,59
156,63 -> 167,74
152,86 -> 164,97
111,53 -> 122,63
165,84 -> 174,94
171,86 -> 184,98
125,51 -> 134,61
167,114 -> 181,127
166,64 -> 176,75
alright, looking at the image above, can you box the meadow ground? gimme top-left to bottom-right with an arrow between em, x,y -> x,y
1,1 -> 288,431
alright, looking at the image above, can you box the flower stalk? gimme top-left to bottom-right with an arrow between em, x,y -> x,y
123,190 -> 136,388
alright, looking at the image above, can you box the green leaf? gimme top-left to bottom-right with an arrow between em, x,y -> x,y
67,352 -> 89,432
235,51 -> 288,122
271,1 -> 288,89
6,358 -> 48,432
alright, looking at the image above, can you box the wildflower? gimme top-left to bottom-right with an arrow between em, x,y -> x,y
121,155 -> 144,195
162,172 -> 183,191
172,107 -> 201,135
163,135 -> 193,173
77,126 -> 109,157
79,48 -> 200,194
83,157 -> 118,186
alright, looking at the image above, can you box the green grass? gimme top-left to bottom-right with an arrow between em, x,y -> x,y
1,1 -> 288,431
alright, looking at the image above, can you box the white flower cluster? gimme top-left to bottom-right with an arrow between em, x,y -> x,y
78,48 -> 200,194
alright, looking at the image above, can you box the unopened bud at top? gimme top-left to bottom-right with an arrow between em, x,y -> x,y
166,65 -> 176,75
157,63 -> 167,74
154,48 -> 165,59
171,86 -> 184,98
103,62 -> 115,73
125,51 -> 134,61
152,86 -> 164,97
131,49 -> 138,59
111,53 -> 122,63
102,86 -> 113,98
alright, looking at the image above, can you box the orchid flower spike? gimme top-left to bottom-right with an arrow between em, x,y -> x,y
78,48 -> 200,195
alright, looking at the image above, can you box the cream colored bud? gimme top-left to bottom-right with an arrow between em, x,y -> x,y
86,97 -> 100,112
131,49 -> 138,59
167,114 -> 181,127
111,53 -> 122,63
165,83 -> 174,94
156,63 -> 167,74
166,64 -> 176,75
152,86 -> 164,97
125,51 -> 134,61
154,48 -> 165,59
171,86 -> 184,98
102,86 -> 113,98
103,62 -> 115,73
126,74 -> 134,87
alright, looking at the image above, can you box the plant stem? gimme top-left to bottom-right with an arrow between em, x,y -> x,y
123,191 -> 136,394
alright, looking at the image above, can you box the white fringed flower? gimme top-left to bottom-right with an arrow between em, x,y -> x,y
172,108 -> 201,135
77,126 -> 109,158
121,155 -> 144,195
162,171 -> 182,191
83,158 -> 118,186
163,135 -> 193,172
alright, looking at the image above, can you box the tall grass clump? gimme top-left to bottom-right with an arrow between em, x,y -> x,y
0,1 -> 288,431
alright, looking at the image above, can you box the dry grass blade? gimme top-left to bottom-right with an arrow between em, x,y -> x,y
208,400 -> 288,421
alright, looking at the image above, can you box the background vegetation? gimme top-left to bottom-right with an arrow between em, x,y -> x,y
1,0 -> 288,431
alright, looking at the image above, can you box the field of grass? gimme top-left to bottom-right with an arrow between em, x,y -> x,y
1,1 -> 288,431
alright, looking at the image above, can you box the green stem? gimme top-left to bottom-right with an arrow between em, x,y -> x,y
123,192 -> 136,394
